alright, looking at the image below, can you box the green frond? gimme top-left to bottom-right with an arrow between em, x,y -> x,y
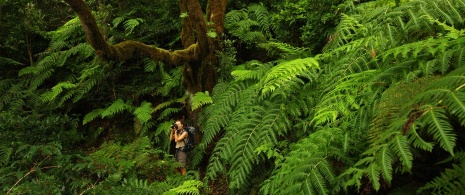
101,99 -> 133,118
133,101 -> 153,124
260,57 -> 319,96
262,129 -> 340,194
418,159 -> 465,194
367,163 -> 381,191
419,105 -> 456,156
143,58 -> 163,73
407,125 -> 435,152
231,60 -> 271,82
160,67 -> 182,96
29,69 -> 54,90
456,47 -> 465,68
41,82 -> 76,102
248,3 -> 271,36
157,108 -> 182,121
389,134 -> 413,170
124,18 -> 144,35
112,16 -> 125,28
377,146 -> 393,184
165,180 -> 203,195
190,91 -> 213,111
152,95 -> 187,114
0,56 -> 24,67
83,109 -> 104,125
258,42 -> 310,59
0,145 -> 12,168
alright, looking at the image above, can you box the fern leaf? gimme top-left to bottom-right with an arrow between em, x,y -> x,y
101,99 -> 132,118
261,57 -> 319,96
83,109 -> 104,125
407,125 -> 435,152
377,146 -> 393,184
41,82 -> 76,102
190,91 -> 213,111
389,134 -> 413,170
165,180 -> 203,195
420,106 -> 456,156
367,163 -> 381,191
124,18 -> 144,35
418,160 -> 465,194
0,145 -> 12,168
133,101 -> 153,124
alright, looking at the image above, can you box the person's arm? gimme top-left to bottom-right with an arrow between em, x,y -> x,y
170,129 -> 175,141
174,131 -> 188,142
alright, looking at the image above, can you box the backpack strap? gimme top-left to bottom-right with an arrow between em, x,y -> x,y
182,129 -> 188,145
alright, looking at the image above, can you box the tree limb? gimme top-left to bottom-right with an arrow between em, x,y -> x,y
64,0 -> 200,64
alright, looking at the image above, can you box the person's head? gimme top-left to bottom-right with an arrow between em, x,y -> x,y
175,120 -> 183,130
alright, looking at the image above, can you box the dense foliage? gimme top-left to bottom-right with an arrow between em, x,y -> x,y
1,0 -> 465,194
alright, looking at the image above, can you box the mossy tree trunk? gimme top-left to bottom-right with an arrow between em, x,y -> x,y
64,0 -> 228,94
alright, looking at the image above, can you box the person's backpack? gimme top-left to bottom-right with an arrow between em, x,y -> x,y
182,126 -> 196,152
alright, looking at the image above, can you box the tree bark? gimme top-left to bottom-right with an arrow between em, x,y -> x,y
64,0 -> 228,94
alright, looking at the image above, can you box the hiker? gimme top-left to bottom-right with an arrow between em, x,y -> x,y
169,120 -> 187,176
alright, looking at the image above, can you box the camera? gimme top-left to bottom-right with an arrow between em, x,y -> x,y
171,123 -> 178,130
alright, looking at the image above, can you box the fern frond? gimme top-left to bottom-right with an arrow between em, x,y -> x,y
389,134 -> 413,170
376,146 -> 393,184
157,108 -> 182,121
83,109 -> 104,124
419,105 -> 456,156
418,159 -> 465,194
258,42 -> 310,59
190,91 -> 213,111
133,101 -> 153,124
260,57 -> 319,96
124,18 -> 144,35
231,60 -> 272,82
166,180 -> 203,195
41,82 -> 76,102
101,99 -> 133,118
0,145 -> 12,168
407,125 -> 435,152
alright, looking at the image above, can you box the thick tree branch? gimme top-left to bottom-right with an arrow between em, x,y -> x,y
64,0 -> 199,64
180,0 -> 209,56
207,0 -> 228,36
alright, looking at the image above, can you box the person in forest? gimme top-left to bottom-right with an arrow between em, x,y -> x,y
169,120 -> 188,176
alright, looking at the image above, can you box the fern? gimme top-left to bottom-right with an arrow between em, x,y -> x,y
261,128 -> 342,195
124,18 -> 144,35
164,180 -> 203,195
190,91 -> 213,111
101,99 -> 133,118
0,145 -> 12,168
418,159 -> 465,194
134,101 -> 153,124
40,82 -> 76,102
419,105 -> 456,156
259,57 -> 319,96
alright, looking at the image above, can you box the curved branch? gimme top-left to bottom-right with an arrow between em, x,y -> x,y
64,0 -> 200,64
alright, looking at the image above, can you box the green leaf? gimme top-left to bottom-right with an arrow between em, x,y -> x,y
191,91 -> 213,110
133,101 -> 153,124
